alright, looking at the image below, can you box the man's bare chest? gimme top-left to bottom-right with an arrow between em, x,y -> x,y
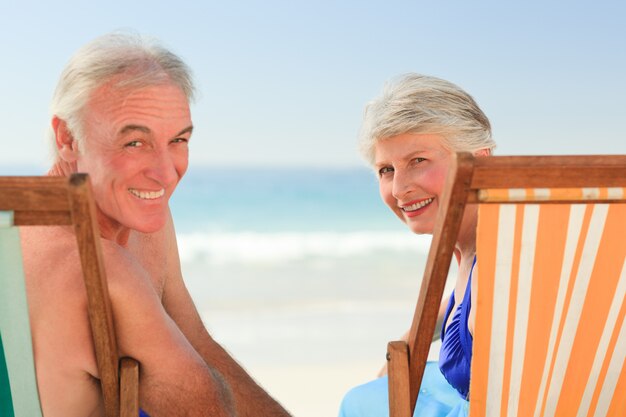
125,233 -> 168,298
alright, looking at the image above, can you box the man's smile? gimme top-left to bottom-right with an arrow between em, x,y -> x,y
128,188 -> 165,200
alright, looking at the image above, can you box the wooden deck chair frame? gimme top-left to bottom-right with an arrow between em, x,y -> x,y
387,154 -> 626,417
0,174 -> 139,417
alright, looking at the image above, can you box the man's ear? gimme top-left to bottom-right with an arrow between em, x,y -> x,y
52,116 -> 79,162
473,148 -> 491,158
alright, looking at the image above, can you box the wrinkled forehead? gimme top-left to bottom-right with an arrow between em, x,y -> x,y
80,80 -> 191,135
86,76 -> 190,109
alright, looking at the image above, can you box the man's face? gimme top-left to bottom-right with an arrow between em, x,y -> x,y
75,81 -> 192,234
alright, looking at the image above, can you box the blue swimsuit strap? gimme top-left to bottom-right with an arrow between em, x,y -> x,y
440,256 -> 477,342
459,259 -> 475,362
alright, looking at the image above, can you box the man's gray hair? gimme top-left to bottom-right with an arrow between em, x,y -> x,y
49,31 -> 195,158
359,73 -> 495,165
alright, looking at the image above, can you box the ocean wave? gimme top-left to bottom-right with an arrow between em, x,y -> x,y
177,230 -> 432,264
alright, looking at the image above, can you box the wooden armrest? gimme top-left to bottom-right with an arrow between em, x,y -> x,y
120,357 -> 139,417
387,341 -> 411,417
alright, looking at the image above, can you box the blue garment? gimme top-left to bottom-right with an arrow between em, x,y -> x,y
338,362 -> 468,417
438,258 -> 475,399
139,409 -> 150,417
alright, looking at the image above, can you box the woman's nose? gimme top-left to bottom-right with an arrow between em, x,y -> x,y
392,169 -> 413,200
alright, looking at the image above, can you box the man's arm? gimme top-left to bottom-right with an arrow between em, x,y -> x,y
158,215 -> 292,416
102,243 -> 235,417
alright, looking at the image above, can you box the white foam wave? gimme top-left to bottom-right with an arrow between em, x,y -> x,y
177,230 -> 432,265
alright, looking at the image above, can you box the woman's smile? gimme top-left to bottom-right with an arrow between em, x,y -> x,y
400,197 -> 434,217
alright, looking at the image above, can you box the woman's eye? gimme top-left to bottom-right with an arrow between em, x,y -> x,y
378,166 -> 394,177
125,141 -> 143,148
413,157 -> 426,164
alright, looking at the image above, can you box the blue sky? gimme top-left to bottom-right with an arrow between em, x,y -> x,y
1,1 -> 624,169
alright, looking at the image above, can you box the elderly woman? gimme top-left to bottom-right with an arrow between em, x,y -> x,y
339,74 -> 495,417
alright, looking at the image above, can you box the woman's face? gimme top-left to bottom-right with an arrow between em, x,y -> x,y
374,133 -> 452,235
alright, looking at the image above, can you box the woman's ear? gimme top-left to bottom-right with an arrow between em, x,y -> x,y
52,116 -> 79,162
473,148 -> 491,158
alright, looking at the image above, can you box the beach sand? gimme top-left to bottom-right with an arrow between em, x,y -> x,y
244,362 -> 377,417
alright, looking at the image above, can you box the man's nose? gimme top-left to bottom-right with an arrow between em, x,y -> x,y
146,149 -> 179,186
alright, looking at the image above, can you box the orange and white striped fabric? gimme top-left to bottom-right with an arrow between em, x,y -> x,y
470,198 -> 626,417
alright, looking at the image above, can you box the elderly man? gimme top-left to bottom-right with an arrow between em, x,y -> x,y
19,33 -> 291,416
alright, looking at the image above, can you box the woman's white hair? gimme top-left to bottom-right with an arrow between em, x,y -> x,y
359,73 -> 495,165
49,31 -> 195,158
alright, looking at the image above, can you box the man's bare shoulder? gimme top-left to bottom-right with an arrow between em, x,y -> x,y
20,226 -> 90,302
19,224 -> 159,355
20,225 -> 148,293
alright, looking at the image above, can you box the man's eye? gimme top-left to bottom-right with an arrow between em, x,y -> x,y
125,141 -> 143,148
413,157 -> 426,164
171,138 -> 188,144
378,166 -> 394,177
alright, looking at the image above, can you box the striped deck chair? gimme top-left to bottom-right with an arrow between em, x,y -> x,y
0,174 -> 139,417
387,154 -> 626,417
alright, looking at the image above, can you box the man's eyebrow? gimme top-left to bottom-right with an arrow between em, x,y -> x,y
176,126 -> 194,136
118,125 -> 194,136
119,124 -> 151,135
